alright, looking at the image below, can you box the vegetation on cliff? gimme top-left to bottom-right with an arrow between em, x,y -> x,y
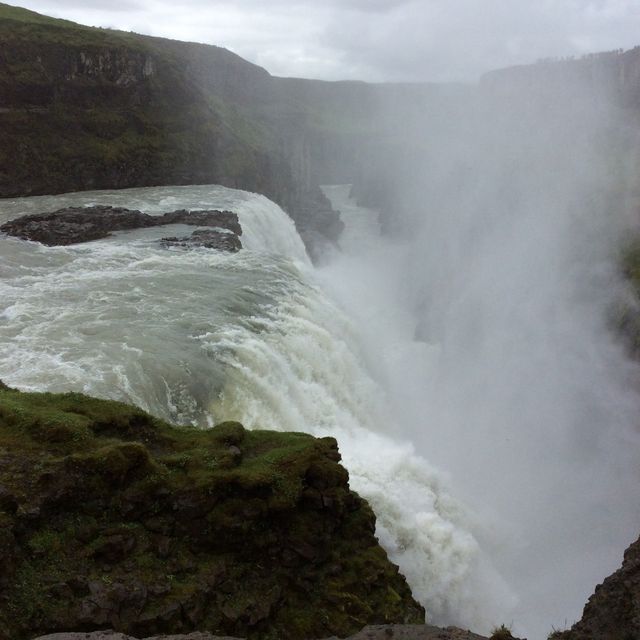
0,2 -> 346,253
0,2 -> 466,253
0,382 -> 424,640
0,3 -> 278,197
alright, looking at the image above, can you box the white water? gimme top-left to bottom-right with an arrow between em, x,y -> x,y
319,184 -> 640,638
0,182 -> 639,637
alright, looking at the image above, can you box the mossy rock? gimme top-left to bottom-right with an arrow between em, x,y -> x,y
0,384 -> 424,639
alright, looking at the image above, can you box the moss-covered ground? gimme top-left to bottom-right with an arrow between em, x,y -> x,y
0,383 -> 424,639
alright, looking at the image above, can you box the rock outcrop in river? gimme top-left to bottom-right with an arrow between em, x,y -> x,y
0,382 -> 424,640
0,206 -> 242,250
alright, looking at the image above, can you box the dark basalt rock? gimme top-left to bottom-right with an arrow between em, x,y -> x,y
161,229 -> 242,253
0,386 -> 424,640
550,534 -> 640,640
0,206 -> 242,250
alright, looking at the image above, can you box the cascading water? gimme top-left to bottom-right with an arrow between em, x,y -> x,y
1,176 -> 639,638
0,183 -> 512,633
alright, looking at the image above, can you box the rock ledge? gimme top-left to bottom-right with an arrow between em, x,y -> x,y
0,384 -> 423,640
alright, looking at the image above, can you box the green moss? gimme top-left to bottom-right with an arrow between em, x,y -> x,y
0,385 -> 424,639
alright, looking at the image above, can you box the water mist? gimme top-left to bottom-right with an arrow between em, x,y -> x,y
320,71 -> 640,637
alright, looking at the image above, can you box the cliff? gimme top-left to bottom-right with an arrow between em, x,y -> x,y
550,534 -> 640,640
0,382 -> 424,640
480,48 -> 640,109
0,2 -> 472,253
0,4 -> 274,196
0,3 -> 342,252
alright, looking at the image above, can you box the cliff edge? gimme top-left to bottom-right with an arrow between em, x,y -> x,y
0,382 -> 424,640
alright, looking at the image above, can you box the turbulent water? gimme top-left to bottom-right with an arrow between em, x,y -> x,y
0,183 -> 639,638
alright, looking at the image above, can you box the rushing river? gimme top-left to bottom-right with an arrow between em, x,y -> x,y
1,183 -> 639,638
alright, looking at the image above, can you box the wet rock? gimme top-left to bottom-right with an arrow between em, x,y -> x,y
160,228 -> 241,252
550,534 -> 640,640
0,206 -> 153,245
0,206 -> 242,249
159,210 -> 242,236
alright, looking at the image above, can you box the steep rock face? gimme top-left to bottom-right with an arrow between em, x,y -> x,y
0,3 -> 464,255
0,384 -> 424,640
480,47 -> 640,109
0,3 -> 344,255
551,535 -> 640,640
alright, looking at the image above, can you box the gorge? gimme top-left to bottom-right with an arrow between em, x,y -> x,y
2,3 -> 640,640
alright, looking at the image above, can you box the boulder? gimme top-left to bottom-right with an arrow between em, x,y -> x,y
0,207 -> 242,250
161,229 -> 242,252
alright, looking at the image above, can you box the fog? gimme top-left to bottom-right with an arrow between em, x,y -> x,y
329,57 -> 640,636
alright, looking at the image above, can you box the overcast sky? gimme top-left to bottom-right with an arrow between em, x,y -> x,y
11,0 -> 640,82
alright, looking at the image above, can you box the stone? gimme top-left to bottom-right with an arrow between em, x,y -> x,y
550,534 -> 640,640
160,228 -> 242,252
1,207 -> 242,251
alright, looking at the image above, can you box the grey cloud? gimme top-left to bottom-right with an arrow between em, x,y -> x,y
11,0 -> 640,82
318,0 -> 640,81
25,0 -> 142,13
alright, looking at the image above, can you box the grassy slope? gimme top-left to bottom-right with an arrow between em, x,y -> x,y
0,383 -> 424,639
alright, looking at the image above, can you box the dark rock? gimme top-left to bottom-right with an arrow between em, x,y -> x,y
160,229 -> 241,252
291,187 -> 345,262
91,533 -> 138,564
550,534 -> 640,640
0,485 -> 17,514
0,206 -> 153,245
0,206 -> 242,250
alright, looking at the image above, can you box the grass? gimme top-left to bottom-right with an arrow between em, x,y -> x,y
490,625 -> 515,639
0,383 -> 424,639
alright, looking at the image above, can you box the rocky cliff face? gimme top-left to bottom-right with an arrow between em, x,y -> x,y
0,3 -> 472,256
551,534 -> 640,640
0,383 -> 424,640
480,47 -> 640,108
0,3 -> 344,254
